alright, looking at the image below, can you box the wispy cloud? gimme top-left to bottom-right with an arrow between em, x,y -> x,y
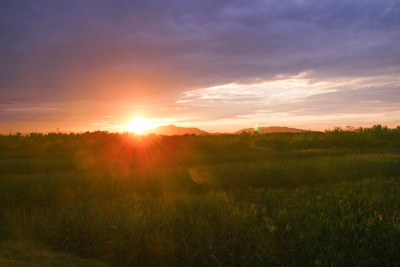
173,75 -> 400,130
178,73 -> 339,105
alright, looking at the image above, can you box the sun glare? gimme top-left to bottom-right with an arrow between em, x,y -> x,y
127,118 -> 150,134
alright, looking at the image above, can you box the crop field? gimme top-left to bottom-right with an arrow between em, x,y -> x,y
0,127 -> 400,266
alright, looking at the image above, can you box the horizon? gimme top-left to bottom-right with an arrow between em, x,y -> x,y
1,1 -> 400,133
3,123 -> 399,136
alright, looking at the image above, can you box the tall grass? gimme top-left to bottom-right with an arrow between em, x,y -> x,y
0,128 -> 399,265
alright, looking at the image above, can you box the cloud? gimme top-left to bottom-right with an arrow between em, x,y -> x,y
0,0 -> 399,131
174,75 -> 400,127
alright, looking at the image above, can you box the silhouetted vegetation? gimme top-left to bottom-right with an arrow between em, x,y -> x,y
0,125 -> 400,266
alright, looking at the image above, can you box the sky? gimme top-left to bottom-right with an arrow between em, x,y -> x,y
1,0 -> 400,133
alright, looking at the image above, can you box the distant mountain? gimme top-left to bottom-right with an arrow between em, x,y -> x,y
145,125 -> 307,135
147,125 -> 208,135
234,126 -> 307,134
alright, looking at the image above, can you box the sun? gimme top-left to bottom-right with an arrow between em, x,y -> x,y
127,118 -> 150,134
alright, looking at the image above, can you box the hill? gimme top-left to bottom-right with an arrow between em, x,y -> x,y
147,124 -> 208,135
235,126 -> 307,134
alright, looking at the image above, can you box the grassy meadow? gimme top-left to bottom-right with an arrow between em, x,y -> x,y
0,126 -> 400,266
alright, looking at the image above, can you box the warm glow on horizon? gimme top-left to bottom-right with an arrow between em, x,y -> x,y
127,118 -> 152,134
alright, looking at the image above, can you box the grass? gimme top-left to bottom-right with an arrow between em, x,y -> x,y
0,128 -> 399,265
0,240 -> 106,267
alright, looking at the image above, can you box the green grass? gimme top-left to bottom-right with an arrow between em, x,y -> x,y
0,129 -> 399,265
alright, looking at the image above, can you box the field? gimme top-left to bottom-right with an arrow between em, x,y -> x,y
1,126 -> 400,266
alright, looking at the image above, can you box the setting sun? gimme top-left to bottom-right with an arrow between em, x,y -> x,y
127,118 -> 150,134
